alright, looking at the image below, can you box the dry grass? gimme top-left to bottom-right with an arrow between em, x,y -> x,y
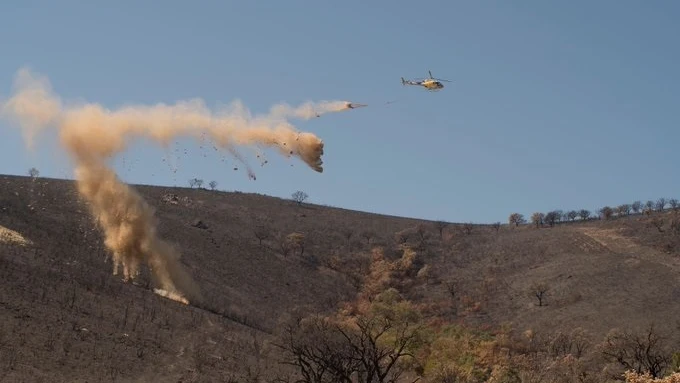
0,224 -> 32,246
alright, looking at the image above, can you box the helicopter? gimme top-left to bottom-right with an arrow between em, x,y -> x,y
401,70 -> 451,91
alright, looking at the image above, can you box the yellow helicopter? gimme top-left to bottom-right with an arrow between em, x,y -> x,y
401,70 -> 451,91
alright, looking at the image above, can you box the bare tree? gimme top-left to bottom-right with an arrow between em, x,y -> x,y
28,167 -> 39,178
274,317 -> 359,383
600,324 -> 671,379
341,228 -> 353,250
445,280 -> 458,316
530,282 -> 549,306
600,206 -> 614,220
361,230 -> 375,245
291,191 -> 309,205
547,328 -> 592,360
631,201 -> 642,214
445,280 -> 457,302
645,200 -> 655,215
492,221 -> 501,233
549,331 -> 574,358
566,210 -> 578,221
394,231 -> 408,245
571,328 -> 591,358
531,212 -> 544,228
276,233 -> 293,256
415,224 -> 430,248
188,178 -> 203,188
508,213 -> 526,226
669,199 -> 679,212
578,209 -> 591,221
275,314 -> 424,383
342,316 -> 423,383
544,211 -> 560,227
617,204 -> 631,217
208,180 -> 218,190
434,220 -> 449,239
254,225 -> 271,246
656,198 -> 667,212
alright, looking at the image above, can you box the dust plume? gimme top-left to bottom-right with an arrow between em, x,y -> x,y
0,69 -> 61,150
269,100 -> 357,120
0,67 -> 334,304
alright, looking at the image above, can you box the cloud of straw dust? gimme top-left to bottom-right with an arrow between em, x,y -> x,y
0,67 -> 343,305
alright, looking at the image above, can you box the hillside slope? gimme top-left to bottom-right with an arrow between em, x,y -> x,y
1,174 -> 679,382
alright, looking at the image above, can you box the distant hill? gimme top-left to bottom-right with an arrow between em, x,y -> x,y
1,173 -> 679,382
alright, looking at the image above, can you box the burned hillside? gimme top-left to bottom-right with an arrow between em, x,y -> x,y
1,174 -> 680,382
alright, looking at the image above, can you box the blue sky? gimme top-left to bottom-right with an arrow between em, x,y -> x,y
1,0 -> 678,223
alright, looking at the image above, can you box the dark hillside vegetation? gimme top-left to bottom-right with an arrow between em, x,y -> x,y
1,173 -> 679,382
